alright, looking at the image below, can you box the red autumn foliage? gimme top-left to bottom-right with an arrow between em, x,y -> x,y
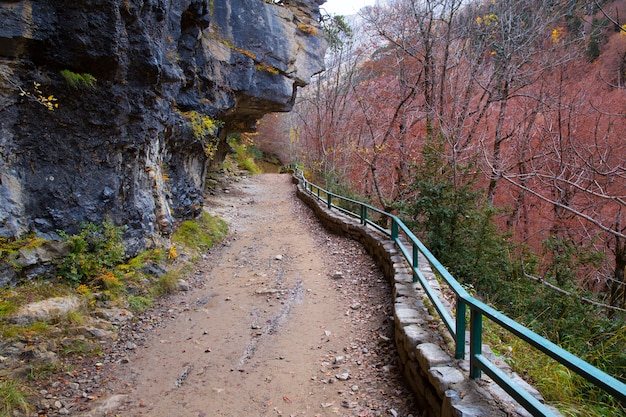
257,0 -> 626,308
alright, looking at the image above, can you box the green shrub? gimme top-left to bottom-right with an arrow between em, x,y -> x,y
586,18 -> 607,62
0,300 -> 15,319
227,134 -> 262,173
322,171 -> 377,219
237,156 -> 261,173
399,137 -> 513,293
233,145 -> 261,173
24,361 -> 63,383
57,221 -> 125,285
2,321 -> 50,340
151,268 -> 184,296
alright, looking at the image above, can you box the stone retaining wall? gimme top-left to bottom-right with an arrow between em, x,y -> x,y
293,177 -> 557,417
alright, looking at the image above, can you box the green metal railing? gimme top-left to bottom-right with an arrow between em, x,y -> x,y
295,171 -> 626,417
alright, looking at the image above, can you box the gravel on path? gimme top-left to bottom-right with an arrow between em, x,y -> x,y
79,173 -> 420,417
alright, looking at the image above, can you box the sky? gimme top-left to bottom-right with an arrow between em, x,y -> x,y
321,0 -> 377,16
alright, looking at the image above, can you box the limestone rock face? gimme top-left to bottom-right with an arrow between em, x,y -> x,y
0,0 -> 326,253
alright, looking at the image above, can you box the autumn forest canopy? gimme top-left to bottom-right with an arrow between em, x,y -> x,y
255,0 -> 626,413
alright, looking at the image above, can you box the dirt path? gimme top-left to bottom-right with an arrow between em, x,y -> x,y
108,174 -> 418,417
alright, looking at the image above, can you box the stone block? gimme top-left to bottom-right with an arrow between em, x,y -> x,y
404,362 -> 426,396
395,303 -> 422,327
404,324 -> 431,349
416,343 -> 452,370
428,366 -> 465,396
383,241 -> 396,249
424,385 -> 442,416
510,372 -> 544,403
397,344 -> 408,363
396,272 -> 414,284
394,282 -> 414,298
445,403 -> 490,417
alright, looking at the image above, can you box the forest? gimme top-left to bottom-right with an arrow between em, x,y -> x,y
256,0 -> 626,414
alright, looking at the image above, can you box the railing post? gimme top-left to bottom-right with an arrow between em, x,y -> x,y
455,298 -> 466,359
470,307 -> 482,379
412,243 -> 418,283
360,205 -> 367,225
391,218 -> 398,240
327,193 -> 332,209
317,187 -> 320,199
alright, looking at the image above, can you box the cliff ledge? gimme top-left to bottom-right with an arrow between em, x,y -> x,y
0,0 -> 326,258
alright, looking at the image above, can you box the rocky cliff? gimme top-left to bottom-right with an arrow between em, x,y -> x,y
0,0 -> 326,253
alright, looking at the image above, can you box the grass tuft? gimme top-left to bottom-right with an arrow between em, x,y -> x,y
172,212 -> 228,255
127,295 -> 153,313
0,379 -> 32,416
60,69 -> 97,89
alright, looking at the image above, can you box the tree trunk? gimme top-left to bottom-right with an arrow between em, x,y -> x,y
609,237 -> 626,313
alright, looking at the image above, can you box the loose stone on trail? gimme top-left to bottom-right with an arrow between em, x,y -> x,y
331,271 -> 344,279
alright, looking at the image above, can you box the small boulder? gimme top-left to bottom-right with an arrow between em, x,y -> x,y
15,241 -> 69,268
9,296 -> 83,325
176,279 -> 191,291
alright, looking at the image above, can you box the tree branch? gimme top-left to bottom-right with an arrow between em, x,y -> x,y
523,270 -> 626,313
498,172 -> 626,240
595,0 -> 626,33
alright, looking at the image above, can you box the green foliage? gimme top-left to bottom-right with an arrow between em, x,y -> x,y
0,379 -> 31,416
587,18 -> 607,61
0,301 -> 14,318
150,266 -> 187,296
323,171 -> 376,218
237,155 -> 261,173
256,62 -> 280,74
124,249 -> 166,271
60,69 -> 97,89
181,110 -> 223,158
60,338 -> 101,356
2,321 -> 50,340
24,361 -> 64,383
542,235 -> 604,286
320,14 -> 353,51
127,295 -> 153,312
399,138 -> 513,293
24,361 -> 63,383
228,135 -> 262,173
484,307 -> 626,416
395,136 -> 626,414
172,212 -> 228,255
57,221 -> 125,285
